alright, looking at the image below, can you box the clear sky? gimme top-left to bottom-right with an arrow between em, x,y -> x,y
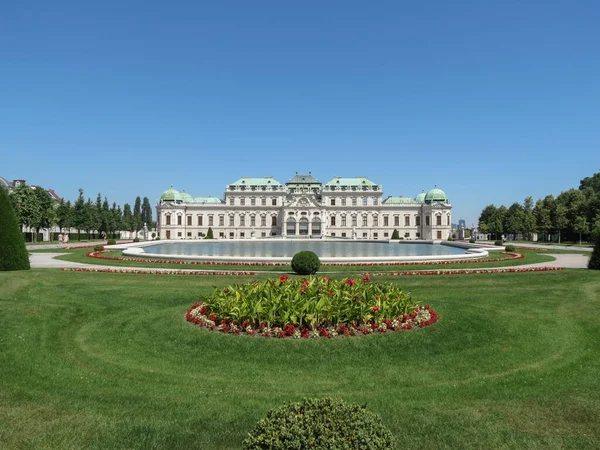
2,0 -> 599,226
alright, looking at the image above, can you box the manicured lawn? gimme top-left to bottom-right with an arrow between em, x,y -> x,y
1,269 -> 599,449
32,247 -> 560,273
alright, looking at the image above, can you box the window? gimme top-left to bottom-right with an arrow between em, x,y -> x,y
341,198 -> 346,206
447,215 -> 451,226
229,198 -> 234,206
331,216 -> 336,226
197,215 -> 203,226
240,198 -> 245,206
426,216 -> 430,226
261,216 -> 266,227
416,232 -> 421,238
383,216 -> 389,227
341,215 -> 347,226
272,198 -> 277,206
208,215 -> 214,226
261,232 -> 266,237
436,215 -> 442,226
198,232 -> 202,237
250,215 -> 256,226
230,232 -> 234,238
362,232 -> 367,238
261,198 -> 266,206
373,232 -> 378,238
384,232 -> 389,238
404,232 -> 410,238
187,232 -> 191,238
166,215 -> 171,225
394,216 -> 399,227
229,216 -> 234,226
416,216 -> 421,226
362,198 -> 368,206
219,215 -> 224,226
187,216 -> 192,226
362,216 -> 367,227
437,231 -> 442,239
271,216 -> 277,226
177,232 -> 182,237
373,216 -> 379,226
177,215 -> 182,226
352,216 -> 357,227
373,198 -> 378,205
352,198 -> 357,206
219,232 -> 224,238
240,215 -> 245,226
404,216 -> 410,227
251,198 -> 256,206
240,232 -> 245,238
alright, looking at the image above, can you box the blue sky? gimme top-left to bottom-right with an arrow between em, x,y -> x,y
2,0 -> 599,226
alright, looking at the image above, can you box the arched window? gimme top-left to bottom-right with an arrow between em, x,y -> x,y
312,217 -> 321,236
299,217 -> 309,235
287,217 -> 296,235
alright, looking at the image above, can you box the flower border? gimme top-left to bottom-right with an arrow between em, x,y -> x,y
61,267 -> 256,276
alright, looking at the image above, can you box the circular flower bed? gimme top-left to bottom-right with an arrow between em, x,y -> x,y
186,275 -> 438,338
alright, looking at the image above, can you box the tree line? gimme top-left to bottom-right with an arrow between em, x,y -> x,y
9,185 -> 154,241
478,171 -> 600,243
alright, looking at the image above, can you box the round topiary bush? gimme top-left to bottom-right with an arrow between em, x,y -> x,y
505,244 -> 516,252
133,237 -> 140,242
242,397 -> 395,450
494,240 -> 503,246
107,238 -> 117,245
0,188 -> 30,271
469,238 -> 476,243
291,250 -> 321,275
94,245 -> 105,251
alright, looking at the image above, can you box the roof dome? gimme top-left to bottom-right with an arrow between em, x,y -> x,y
424,186 -> 448,203
160,186 -> 180,201
180,191 -> 193,203
415,190 -> 426,203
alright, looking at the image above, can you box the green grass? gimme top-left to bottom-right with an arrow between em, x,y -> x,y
29,248 -> 561,273
1,269 -> 600,449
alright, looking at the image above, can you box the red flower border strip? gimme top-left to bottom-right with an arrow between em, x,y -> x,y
86,250 -> 524,267
186,302 -> 438,339
369,267 -> 563,276
61,267 -> 256,276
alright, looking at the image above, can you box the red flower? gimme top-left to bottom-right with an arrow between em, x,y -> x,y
372,305 -> 380,312
362,274 -> 371,283
345,279 -> 356,286
279,275 -> 289,283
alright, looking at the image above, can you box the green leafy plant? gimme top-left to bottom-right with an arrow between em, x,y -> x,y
505,244 -> 516,252
205,227 -> 214,239
469,238 -> 476,243
391,229 -> 399,240
242,397 -> 395,450
94,244 -> 105,251
494,240 -> 503,246
0,188 -> 30,271
133,237 -> 140,242
107,239 -> 117,245
291,251 -> 321,275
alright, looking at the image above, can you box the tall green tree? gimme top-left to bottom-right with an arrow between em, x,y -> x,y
101,197 -> 111,237
535,196 -> 554,241
32,187 -> 56,241
553,203 -> 569,244
133,196 -> 142,232
488,205 -> 507,240
523,196 -> 536,240
122,203 -> 133,236
10,185 -> 41,242
141,197 -> 153,228
573,216 -> 589,245
504,202 -> 525,239
55,199 -> 74,233
0,187 -> 30,271
73,188 -> 86,240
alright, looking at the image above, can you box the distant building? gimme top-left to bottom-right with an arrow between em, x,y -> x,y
458,219 -> 466,229
156,173 -> 453,241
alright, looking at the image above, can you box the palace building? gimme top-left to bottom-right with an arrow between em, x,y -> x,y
156,173 -> 452,241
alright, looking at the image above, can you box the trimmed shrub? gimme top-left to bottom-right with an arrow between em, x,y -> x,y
391,229 -> 399,240
155,237 -> 160,240
205,227 -> 214,239
505,244 -> 516,252
94,245 -> 105,251
0,188 -> 30,271
589,234 -> 600,270
291,251 -> 321,275
469,238 -> 476,243
151,232 -> 156,238
107,239 -> 117,245
243,397 -> 395,450
133,237 -> 140,242
494,240 -> 503,246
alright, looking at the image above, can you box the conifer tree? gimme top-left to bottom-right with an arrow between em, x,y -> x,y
0,187 -> 30,271
205,227 -> 214,239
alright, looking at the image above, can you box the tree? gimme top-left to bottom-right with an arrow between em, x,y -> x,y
589,233 -> 600,270
504,202 -> 525,239
205,227 -> 214,239
55,199 -> 74,233
534,197 -> 553,241
32,187 -> 56,242
141,197 -> 153,228
73,188 -> 86,240
553,203 -> 569,244
391,229 -> 399,240
101,197 -> 111,237
523,196 -> 536,240
133,196 -> 142,232
478,204 -> 497,233
573,216 -> 589,245
10,185 -> 41,242
122,203 -> 133,237
0,187 -> 30,271
488,205 -> 507,240
579,171 -> 600,193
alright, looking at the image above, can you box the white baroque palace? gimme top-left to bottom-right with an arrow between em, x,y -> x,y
156,173 -> 452,240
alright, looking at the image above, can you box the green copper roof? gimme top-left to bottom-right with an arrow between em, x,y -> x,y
229,176 -> 282,186
383,196 -> 419,205
424,186 -> 448,203
324,176 -> 377,187
160,186 -> 180,201
194,197 -> 222,204
286,173 -> 322,185
415,190 -> 426,203
180,191 -> 193,203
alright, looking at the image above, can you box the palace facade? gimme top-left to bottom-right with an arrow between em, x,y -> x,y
156,173 -> 452,240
